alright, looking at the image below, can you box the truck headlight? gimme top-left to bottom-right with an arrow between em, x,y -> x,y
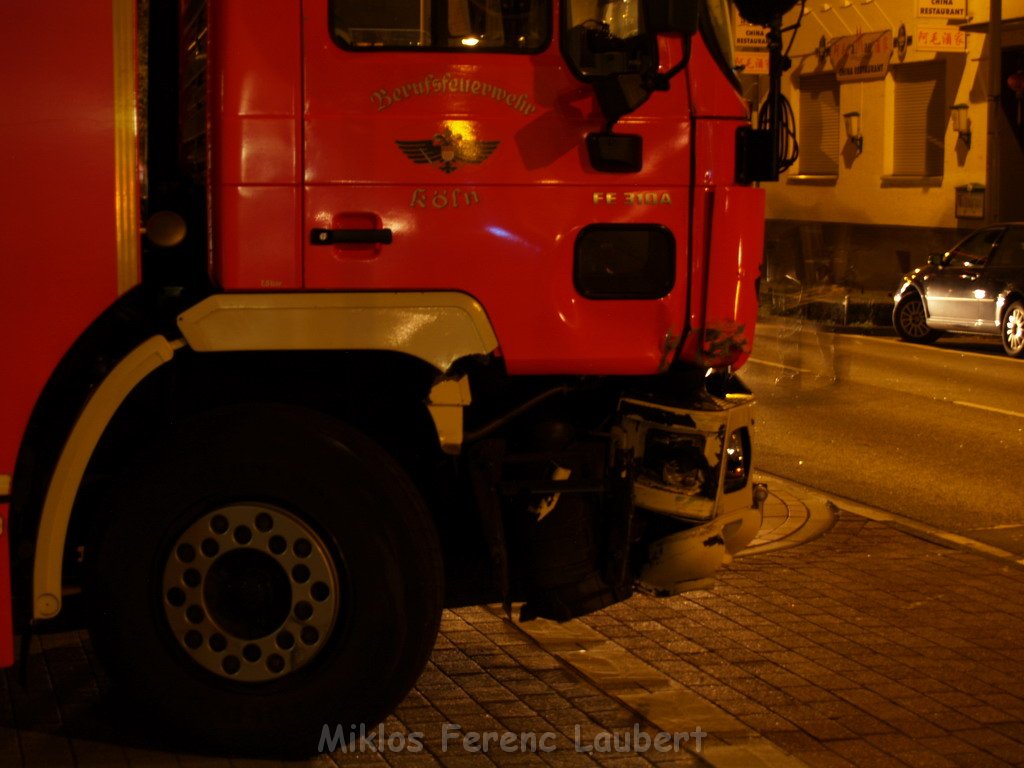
642,430 -> 708,495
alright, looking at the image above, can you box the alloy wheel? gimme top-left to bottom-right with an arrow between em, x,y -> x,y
898,297 -> 930,339
1005,304 -> 1024,356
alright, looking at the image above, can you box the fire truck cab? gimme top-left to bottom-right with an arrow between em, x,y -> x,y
0,0 -> 796,754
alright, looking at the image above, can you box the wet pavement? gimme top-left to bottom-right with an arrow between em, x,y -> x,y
3,474 -> 1024,766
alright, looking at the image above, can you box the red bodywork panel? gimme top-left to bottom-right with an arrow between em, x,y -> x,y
0,505 -> 9,667
684,60 -> 764,370
210,0 -> 762,375
0,5 -> 134,667
685,34 -> 749,121
0,504 -> 9,667
209,1 -> 304,289
685,185 -> 765,369
0,1 -> 764,670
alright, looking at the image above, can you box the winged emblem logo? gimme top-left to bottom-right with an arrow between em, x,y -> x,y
396,127 -> 499,173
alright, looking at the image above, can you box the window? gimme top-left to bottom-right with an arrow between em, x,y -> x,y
892,61 -> 945,177
330,0 -> 549,51
946,228 -> 1002,267
989,228 -> 1024,268
797,74 -> 839,176
565,0 -> 640,38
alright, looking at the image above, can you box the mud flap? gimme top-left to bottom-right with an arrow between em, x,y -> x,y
519,444 -> 635,622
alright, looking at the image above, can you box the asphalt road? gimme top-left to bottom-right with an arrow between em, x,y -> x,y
744,320 -> 1024,555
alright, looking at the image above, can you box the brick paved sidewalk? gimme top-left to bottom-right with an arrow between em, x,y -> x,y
1,609 -> 710,766
567,511 -> 1024,767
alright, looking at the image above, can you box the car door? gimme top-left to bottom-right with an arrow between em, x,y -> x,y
922,227 -> 1003,327
973,226 -> 1024,332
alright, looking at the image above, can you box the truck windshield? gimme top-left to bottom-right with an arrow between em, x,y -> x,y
330,0 -> 549,51
562,1 -> 741,82
563,0 -> 642,39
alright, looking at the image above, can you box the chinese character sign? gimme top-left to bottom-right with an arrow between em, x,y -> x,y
735,52 -> 770,75
828,30 -> 894,82
915,26 -> 967,52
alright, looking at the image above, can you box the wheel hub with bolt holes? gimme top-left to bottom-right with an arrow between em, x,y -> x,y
1006,306 -> 1024,354
163,503 -> 339,682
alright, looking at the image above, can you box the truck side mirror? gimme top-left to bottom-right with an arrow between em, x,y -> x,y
593,73 -> 650,125
645,0 -> 699,35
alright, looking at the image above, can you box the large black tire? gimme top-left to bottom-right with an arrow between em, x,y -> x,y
86,404 -> 443,757
893,293 -> 940,344
1002,300 -> 1024,358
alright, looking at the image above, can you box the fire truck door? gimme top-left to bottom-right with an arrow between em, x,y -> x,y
301,0 -> 690,375
302,0 -> 564,293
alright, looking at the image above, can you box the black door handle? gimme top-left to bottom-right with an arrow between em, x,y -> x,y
310,228 -> 393,245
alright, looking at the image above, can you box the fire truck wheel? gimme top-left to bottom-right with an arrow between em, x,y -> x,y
85,404 -> 443,757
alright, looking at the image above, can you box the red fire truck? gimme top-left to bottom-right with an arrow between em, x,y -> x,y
1,0 -> 797,754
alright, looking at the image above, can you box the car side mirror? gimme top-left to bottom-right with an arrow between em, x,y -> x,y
927,252 -> 944,267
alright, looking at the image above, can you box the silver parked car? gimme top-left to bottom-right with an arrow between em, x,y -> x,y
893,224 -> 1024,358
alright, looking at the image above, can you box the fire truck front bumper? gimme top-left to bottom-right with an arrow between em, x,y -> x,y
617,389 -> 762,596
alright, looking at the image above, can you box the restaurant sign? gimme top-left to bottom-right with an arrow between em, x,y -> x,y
917,0 -> 968,20
915,25 -> 967,51
733,8 -> 768,49
736,22 -> 768,49
828,30 -> 894,82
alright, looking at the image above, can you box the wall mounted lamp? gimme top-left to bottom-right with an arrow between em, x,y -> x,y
843,111 -> 863,155
951,103 -> 971,149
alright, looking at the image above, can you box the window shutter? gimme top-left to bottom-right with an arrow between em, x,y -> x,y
798,74 -> 839,175
893,62 -> 945,177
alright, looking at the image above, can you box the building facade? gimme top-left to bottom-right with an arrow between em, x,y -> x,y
741,0 -> 1024,295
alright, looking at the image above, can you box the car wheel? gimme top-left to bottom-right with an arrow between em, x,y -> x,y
1002,300 -> 1024,358
894,293 -> 939,344
86,404 -> 443,757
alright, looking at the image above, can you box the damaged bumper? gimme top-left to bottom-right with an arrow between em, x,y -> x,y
618,387 -> 761,596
